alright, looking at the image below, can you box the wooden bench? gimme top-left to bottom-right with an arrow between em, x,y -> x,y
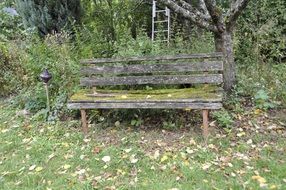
67,53 -> 224,138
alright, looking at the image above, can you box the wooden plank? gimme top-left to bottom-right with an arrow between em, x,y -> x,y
67,102 -> 223,109
68,98 -> 222,103
80,74 -> 223,86
81,52 -> 223,64
81,61 -> 223,75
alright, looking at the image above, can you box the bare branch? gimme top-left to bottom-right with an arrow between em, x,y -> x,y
226,0 -> 250,30
158,0 -> 218,32
204,0 -> 225,32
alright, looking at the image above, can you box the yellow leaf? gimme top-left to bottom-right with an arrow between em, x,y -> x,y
252,175 -> 267,184
160,155 -> 168,162
146,95 -> 152,99
237,132 -> 246,137
121,95 -> 127,99
183,160 -> 190,166
1,129 -> 9,133
61,142 -> 69,147
35,167 -> 43,172
270,185 -> 277,189
254,109 -> 262,115
63,164 -> 71,170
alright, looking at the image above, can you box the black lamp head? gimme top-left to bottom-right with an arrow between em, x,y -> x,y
40,69 -> 52,84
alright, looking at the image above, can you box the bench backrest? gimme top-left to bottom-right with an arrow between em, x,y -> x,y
80,52 -> 224,87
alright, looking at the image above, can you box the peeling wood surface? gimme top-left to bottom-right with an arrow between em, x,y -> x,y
81,61 -> 223,75
81,53 -> 223,64
80,74 -> 223,86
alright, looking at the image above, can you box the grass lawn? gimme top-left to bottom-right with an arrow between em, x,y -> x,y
0,99 -> 286,190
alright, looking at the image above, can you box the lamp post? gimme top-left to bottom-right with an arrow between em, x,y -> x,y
40,69 -> 52,111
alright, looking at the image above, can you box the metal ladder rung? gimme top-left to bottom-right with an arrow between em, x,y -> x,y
155,10 -> 166,13
154,20 -> 168,23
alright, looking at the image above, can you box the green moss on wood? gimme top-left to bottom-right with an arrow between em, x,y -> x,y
70,85 -> 222,102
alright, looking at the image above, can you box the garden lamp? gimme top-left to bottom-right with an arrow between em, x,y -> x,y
40,69 -> 52,111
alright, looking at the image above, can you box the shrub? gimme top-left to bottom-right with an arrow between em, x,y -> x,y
212,110 -> 234,128
0,42 -> 26,97
11,32 -> 80,121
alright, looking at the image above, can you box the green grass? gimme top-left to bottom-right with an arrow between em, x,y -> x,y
0,100 -> 286,190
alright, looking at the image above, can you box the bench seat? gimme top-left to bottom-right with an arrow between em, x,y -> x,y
68,85 -> 223,109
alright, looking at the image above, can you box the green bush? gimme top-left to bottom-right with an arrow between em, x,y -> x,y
11,32 -> 80,121
0,42 -> 26,97
212,110 -> 234,128
0,3 -> 25,41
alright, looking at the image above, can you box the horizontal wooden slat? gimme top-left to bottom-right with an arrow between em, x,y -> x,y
80,74 -> 223,86
69,98 -> 222,103
67,102 -> 222,109
81,52 -> 223,64
81,61 -> 223,75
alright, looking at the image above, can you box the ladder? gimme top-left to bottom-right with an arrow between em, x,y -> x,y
152,0 -> 171,44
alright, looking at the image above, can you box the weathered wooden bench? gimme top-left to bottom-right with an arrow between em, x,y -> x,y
67,53 -> 224,138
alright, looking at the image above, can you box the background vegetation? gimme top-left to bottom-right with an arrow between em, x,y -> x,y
1,1 -> 286,189
0,0 -> 285,125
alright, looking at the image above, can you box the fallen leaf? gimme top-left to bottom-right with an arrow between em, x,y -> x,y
189,139 -> 196,146
80,155 -> 85,160
63,164 -> 71,170
152,150 -> 160,160
270,185 -> 277,189
35,166 -> 43,172
146,95 -> 152,99
124,148 -> 132,153
130,154 -> 138,164
252,175 -> 267,184
93,147 -> 101,154
246,139 -> 253,144
75,169 -> 86,175
29,165 -> 36,171
102,156 -> 111,163
237,132 -> 246,137
115,121 -> 120,127
48,153 -> 55,160
160,155 -> 168,162
202,163 -> 212,170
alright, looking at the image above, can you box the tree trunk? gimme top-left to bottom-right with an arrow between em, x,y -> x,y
214,31 -> 236,92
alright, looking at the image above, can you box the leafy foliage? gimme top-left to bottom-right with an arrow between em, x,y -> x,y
213,110 -> 234,128
236,0 -> 286,63
15,0 -> 81,36
0,3 -> 25,41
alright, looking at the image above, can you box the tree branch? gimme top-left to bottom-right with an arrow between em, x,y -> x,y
204,0 -> 225,32
158,0 -> 218,32
178,0 -> 211,20
226,0 -> 250,30
198,0 -> 210,16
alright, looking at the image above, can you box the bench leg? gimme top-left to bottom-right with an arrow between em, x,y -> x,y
80,109 -> 88,136
202,110 -> 209,139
